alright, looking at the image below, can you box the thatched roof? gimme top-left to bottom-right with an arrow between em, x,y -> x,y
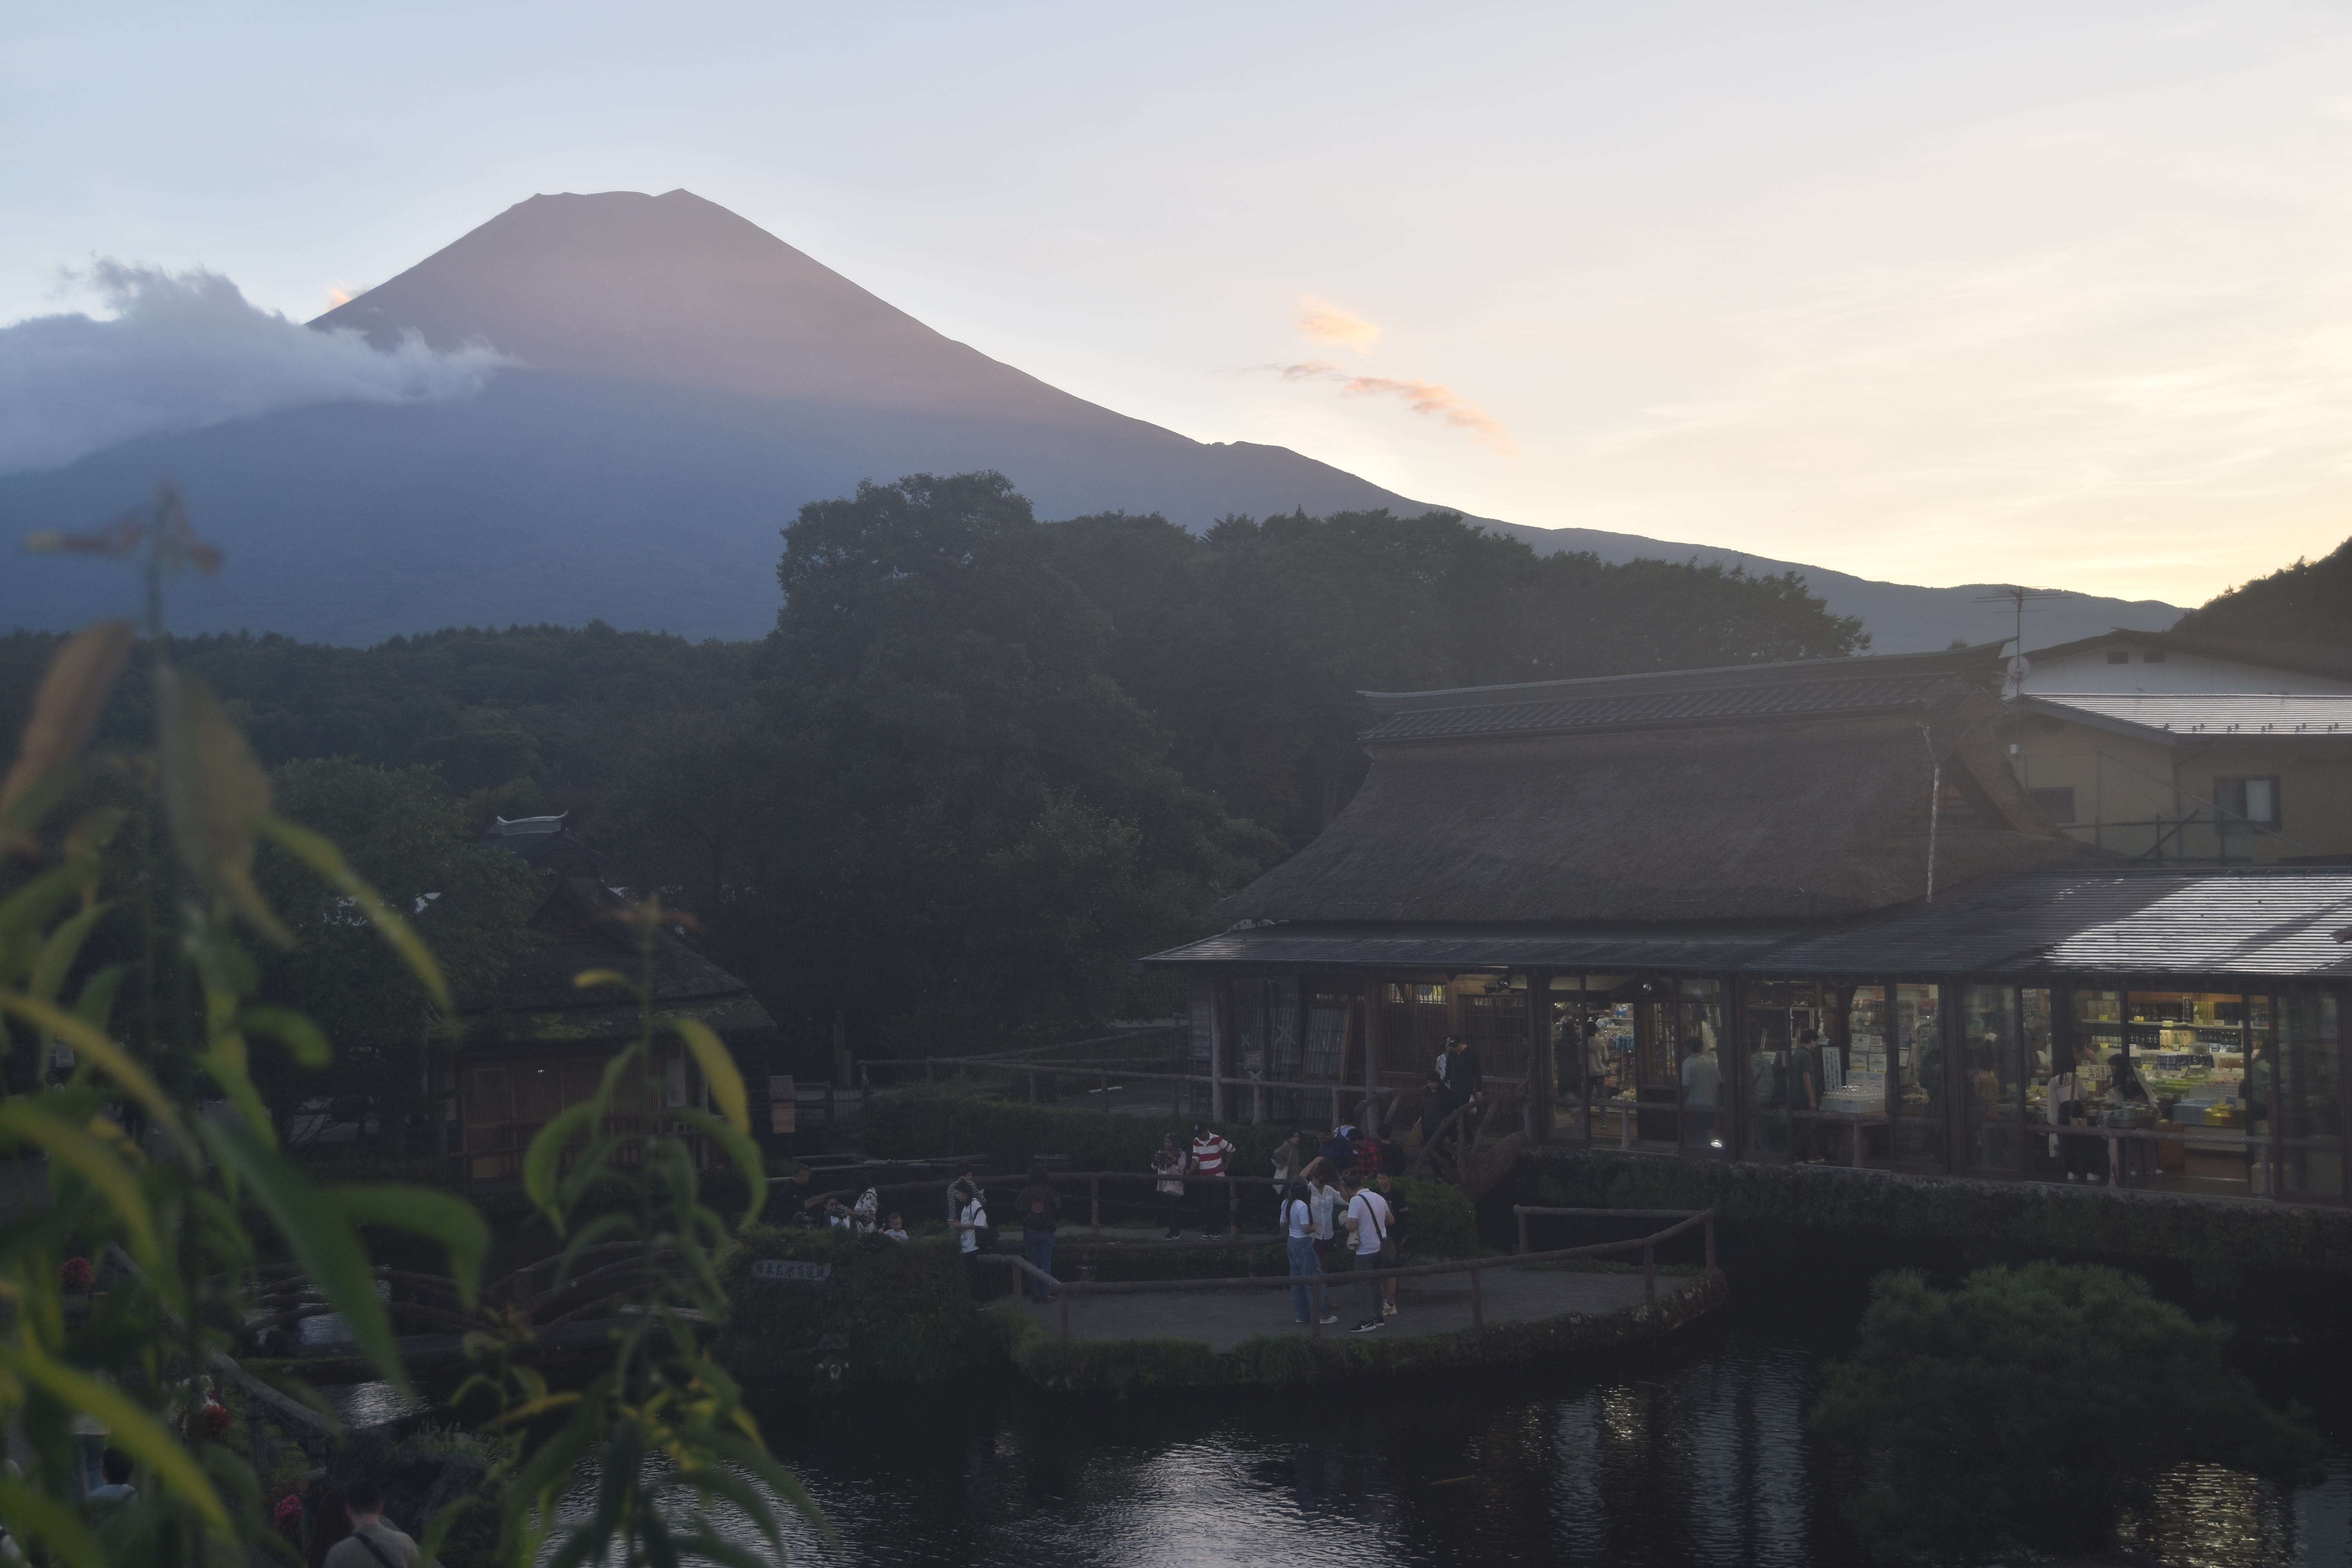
1220,672 -> 2086,924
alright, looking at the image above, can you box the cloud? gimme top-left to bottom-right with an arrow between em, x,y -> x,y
1268,360 -> 1516,453
1297,299 -> 1381,354
0,262 -> 510,477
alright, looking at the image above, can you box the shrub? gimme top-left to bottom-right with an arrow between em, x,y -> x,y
1809,1261 -> 2321,1564
714,1227 -> 980,1385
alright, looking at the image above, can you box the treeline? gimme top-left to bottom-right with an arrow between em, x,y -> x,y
2,473 -> 1870,1068
2173,532 -> 2352,647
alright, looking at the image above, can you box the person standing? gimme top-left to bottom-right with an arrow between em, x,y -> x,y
1283,1180 -> 1334,1326
1189,1122 -> 1236,1237
322,1478 -> 424,1568
1448,1037 -> 1485,1107
1308,1163 -> 1344,1267
1434,1036 -> 1457,1100
1150,1133 -> 1185,1238
950,1180 -> 991,1296
1340,1172 -> 1391,1333
1373,1171 -> 1405,1318
1016,1165 -> 1060,1302
1270,1129 -> 1303,1223
1680,1036 -> 1722,1147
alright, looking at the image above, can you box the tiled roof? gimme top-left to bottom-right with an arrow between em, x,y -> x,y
1362,673 -> 1974,743
1147,868 -> 2352,981
2029,693 -> 2352,739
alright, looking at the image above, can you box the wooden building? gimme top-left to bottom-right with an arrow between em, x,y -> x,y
1145,648 -> 2352,1206
435,814 -> 777,1181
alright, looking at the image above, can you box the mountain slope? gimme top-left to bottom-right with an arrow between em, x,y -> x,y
0,189 -> 2183,649
2172,534 -> 2352,647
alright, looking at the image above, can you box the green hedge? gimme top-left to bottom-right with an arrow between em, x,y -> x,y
1514,1153 -> 2352,1277
710,1226 -> 981,1385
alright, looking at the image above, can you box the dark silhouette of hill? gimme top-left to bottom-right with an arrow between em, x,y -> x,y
2172,534 -> 2352,647
0,189 -> 2183,649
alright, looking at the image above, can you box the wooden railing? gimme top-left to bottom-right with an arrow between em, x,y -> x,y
980,1207 -> 1718,1343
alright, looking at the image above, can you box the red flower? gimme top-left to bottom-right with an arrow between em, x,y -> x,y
196,1402 -> 231,1442
61,1258 -> 93,1290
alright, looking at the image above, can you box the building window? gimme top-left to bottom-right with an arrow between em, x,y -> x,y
2142,649 -> 2166,663
2106,648 -> 2130,664
2214,775 -> 2282,828
2029,786 -> 2077,824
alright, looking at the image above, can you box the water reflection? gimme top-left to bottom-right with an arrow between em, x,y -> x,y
583,1261 -> 2351,1567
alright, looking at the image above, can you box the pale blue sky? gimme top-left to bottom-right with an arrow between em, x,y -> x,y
7,1 -> 2350,603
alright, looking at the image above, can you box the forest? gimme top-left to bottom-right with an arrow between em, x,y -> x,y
2,471 -> 1881,1075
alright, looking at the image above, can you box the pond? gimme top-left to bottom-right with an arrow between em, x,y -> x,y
720,1249 -> 2352,1567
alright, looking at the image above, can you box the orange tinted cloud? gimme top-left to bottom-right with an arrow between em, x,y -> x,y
1298,299 -> 1381,353
1271,360 -> 1516,453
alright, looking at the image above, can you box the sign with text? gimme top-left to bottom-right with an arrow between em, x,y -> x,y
750,1259 -> 831,1285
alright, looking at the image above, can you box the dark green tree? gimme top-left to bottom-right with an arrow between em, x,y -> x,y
254,758 -> 543,1152
2174,534 -> 2352,646
1809,1261 -> 2321,1564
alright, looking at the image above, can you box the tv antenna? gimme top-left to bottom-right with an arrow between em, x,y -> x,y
1974,586 -> 2072,701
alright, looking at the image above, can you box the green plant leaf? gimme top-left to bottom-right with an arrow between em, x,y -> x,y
330,1184 -> 490,1309
0,1473 -> 108,1568
0,993 -> 201,1164
671,1108 -> 767,1225
154,661 -> 287,942
0,618 -> 134,824
524,1102 -> 600,1231
195,1047 -> 278,1151
27,900 -> 109,1004
234,1005 -> 332,1068
669,1017 -> 748,1135
0,1342 -> 231,1532
255,816 -> 450,1009
0,1102 -> 157,1265
73,961 -> 127,1030
200,1123 -> 409,1389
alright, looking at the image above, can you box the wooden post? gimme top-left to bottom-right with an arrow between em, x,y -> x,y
1526,968 -> 1551,1142
1027,1069 -> 1036,1104
1643,1241 -> 1656,1306
1516,1208 -> 1528,1256
1059,1287 -> 1070,1342
1210,979 -> 1232,1123
1100,1071 -> 1110,1116
1362,978 -> 1384,1137
1705,1212 -> 1717,1272
1091,1176 -> 1102,1237
1470,1263 -> 1483,1328
1226,1178 -> 1237,1237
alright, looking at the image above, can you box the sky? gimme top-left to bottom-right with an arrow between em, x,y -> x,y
6,2 -> 2352,606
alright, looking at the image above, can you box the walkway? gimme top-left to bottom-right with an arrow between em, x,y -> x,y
1011,1264 -> 1703,1354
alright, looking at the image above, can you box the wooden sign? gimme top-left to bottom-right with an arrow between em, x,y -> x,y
750,1259 -> 831,1285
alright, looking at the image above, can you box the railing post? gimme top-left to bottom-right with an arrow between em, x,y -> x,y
1101,1071 -> 1110,1116
1516,1207 -> 1528,1256
1059,1282 -> 1070,1342
1226,1177 -> 1237,1237
1705,1212 -> 1716,1272
1091,1176 -> 1102,1237
1644,1241 -> 1655,1306
1470,1263 -> 1484,1328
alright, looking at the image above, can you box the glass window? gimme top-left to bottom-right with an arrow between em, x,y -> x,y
2278,991 -> 2340,1200
1960,985 -> 2022,1172
1891,983 -> 1945,1167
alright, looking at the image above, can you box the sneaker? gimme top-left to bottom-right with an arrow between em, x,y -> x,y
1319,1313 -> 1339,1325
1294,1318 -> 1310,1325
1382,1301 -> 1398,1317
1350,1319 -> 1383,1333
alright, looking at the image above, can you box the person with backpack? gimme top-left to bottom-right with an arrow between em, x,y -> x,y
1188,1122 -> 1235,1237
1283,1180 -> 1336,1326
322,1478 -> 425,1568
1339,1171 -> 1391,1332
1016,1165 -> 1060,1301
950,1180 -> 993,1296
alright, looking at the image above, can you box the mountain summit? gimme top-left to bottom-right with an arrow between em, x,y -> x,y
0,191 -> 2181,646
319,190 -> 1111,425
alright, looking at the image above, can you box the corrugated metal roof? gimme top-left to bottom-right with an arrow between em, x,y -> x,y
1362,673 -> 1971,743
1141,922 -> 1824,973
1147,869 -> 2352,981
2030,693 -> 2352,739
1766,868 -> 2352,979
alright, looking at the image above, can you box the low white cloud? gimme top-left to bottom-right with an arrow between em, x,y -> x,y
0,262 -> 509,477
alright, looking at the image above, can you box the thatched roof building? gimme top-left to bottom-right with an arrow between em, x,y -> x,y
1220,646 -> 2085,925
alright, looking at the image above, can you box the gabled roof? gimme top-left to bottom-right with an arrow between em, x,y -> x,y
2023,627 -> 2352,685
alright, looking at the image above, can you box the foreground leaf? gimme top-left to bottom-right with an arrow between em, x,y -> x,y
154,662 -> 285,942
0,618 -> 134,824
